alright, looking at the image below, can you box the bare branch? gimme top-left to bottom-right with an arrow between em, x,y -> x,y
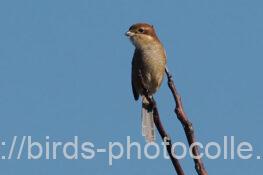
165,67 -> 208,175
138,70 -> 185,175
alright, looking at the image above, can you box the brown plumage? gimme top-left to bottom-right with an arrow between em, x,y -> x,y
126,23 -> 166,142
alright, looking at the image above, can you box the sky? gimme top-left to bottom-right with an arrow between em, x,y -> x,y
0,0 -> 262,174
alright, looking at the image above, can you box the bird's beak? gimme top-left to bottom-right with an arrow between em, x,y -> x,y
125,31 -> 134,37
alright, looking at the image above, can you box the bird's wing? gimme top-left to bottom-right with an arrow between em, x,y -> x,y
131,51 -> 139,101
132,76 -> 139,101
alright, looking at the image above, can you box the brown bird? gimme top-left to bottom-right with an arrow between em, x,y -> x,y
125,23 -> 167,142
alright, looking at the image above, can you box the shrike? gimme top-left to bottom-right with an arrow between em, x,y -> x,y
126,23 -> 166,142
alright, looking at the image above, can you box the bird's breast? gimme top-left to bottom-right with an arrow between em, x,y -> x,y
138,47 -> 166,94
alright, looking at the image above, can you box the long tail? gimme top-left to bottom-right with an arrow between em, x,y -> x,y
141,96 -> 155,142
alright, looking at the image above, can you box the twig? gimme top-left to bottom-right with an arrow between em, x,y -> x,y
138,70 -> 185,175
165,67 -> 208,175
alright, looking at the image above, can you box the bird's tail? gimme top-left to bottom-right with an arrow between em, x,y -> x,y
141,96 -> 155,142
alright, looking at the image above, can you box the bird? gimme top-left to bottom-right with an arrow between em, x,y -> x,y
125,23 -> 167,142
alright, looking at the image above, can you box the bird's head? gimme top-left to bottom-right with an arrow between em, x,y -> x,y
125,23 -> 160,50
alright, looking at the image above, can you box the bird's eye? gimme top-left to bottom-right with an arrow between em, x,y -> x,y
138,28 -> 144,33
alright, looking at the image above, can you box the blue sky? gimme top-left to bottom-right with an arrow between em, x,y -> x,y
0,0 -> 262,174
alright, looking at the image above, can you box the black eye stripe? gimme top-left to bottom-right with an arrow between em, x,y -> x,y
138,28 -> 145,33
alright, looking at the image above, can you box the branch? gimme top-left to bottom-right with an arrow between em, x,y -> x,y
165,67 -> 208,175
138,71 -> 185,175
